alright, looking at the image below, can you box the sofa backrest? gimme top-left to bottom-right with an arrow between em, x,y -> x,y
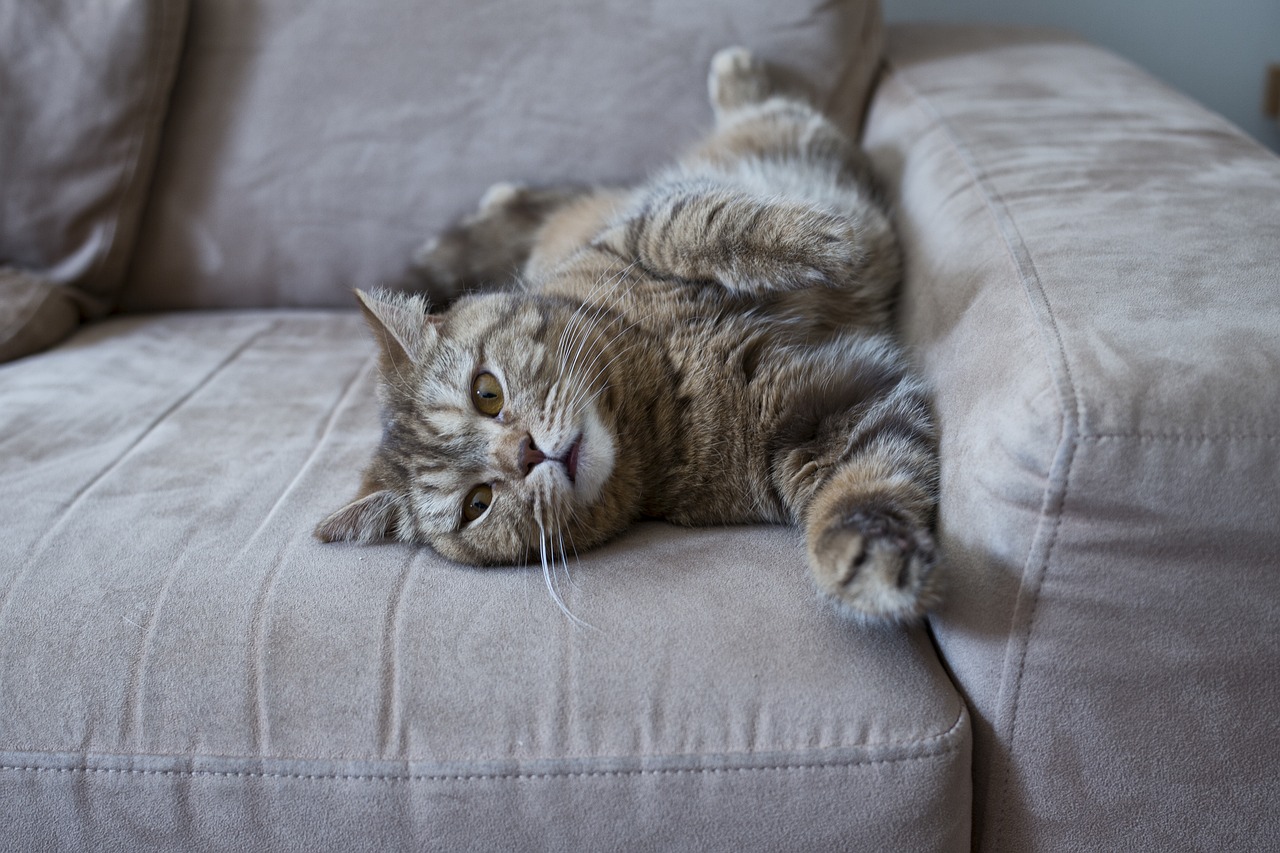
118,0 -> 884,312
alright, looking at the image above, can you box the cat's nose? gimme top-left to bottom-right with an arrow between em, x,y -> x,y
519,434 -> 546,477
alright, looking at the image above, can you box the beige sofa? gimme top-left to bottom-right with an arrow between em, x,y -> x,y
3,1 -> 1278,850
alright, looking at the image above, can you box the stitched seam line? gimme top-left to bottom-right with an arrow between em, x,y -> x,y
0,747 -> 960,784
1081,433 -> 1280,442
0,752 -> 954,783
1,708 -> 968,784
882,68 -> 1082,852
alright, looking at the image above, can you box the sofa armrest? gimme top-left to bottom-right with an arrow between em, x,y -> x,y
865,24 -> 1280,852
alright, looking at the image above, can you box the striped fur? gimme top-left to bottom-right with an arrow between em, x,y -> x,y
318,48 -> 940,623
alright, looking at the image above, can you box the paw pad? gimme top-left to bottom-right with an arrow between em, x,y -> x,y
808,509 -> 938,623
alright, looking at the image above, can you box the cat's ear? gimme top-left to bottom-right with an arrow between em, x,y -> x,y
353,289 -> 441,374
314,489 -> 405,543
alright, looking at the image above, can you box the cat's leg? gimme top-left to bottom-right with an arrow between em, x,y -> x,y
699,46 -> 873,177
707,47 -> 809,122
591,180 -> 865,296
770,342 -> 941,623
398,183 -> 589,303
589,49 -> 885,297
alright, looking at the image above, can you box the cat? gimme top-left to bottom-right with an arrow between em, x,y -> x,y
316,48 -> 940,624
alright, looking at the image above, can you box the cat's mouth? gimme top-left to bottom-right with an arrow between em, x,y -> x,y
561,409 -> 614,506
565,434 -> 582,483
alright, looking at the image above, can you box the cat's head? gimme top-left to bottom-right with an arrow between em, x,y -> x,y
316,289 -> 639,564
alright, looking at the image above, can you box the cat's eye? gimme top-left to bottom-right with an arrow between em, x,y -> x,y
471,372 -> 504,417
462,484 -> 493,523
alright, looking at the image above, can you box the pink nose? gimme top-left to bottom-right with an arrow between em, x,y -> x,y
520,435 -> 546,477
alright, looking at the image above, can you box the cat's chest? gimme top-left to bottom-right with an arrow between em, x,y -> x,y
642,314 -> 787,525
640,300 -> 882,526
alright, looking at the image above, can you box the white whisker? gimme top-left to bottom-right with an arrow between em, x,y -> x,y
534,493 -> 594,630
556,259 -> 633,368
561,262 -> 638,382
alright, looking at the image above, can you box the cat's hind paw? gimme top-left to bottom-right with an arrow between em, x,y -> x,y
808,509 -> 939,624
709,47 -> 776,116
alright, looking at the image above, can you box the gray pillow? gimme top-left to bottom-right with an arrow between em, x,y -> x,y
0,0 -> 189,362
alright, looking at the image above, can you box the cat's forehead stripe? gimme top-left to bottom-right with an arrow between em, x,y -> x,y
423,408 -> 486,456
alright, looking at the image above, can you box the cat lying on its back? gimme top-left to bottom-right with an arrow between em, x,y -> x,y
317,48 -> 940,623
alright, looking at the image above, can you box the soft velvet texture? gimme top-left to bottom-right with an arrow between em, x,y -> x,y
864,25 -> 1280,851
118,0 -> 884,311
0,313 -> 970,851
0,0 -> 188,361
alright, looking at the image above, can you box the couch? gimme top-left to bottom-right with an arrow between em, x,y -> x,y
3,1 -> 1277,850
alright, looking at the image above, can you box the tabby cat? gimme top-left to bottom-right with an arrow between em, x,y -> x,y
317,48 -> 940,623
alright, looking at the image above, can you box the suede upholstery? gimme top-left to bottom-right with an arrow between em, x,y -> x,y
0,314 -> 969,851
3,6 -> 1279,851
119,0 -> 883,312
864,25 -> 1280,851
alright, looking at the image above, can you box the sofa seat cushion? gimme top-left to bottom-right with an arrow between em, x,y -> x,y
0,312 -> 970,850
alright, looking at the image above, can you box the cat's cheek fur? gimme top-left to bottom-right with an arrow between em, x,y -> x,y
573,407 -> 616,506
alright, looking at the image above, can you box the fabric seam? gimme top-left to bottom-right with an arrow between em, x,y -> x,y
1080,433 -> 1279,442
0,754 -> 950,783
1,708 -> 968,784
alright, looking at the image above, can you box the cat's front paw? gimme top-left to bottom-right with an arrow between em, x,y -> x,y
808,509 -> 938,623
399,182 -> 539,302
722,208 -> 863,293
788,211 -> 865,286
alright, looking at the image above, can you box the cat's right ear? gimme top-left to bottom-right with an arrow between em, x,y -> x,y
314,489 -> 405,543
353,289 -> 441,374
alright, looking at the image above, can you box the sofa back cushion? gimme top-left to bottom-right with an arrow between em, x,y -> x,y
118,0 -> 883,311
0,0 -> 189,361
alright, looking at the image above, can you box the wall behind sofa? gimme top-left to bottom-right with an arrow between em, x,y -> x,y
883,0 -> 1280,154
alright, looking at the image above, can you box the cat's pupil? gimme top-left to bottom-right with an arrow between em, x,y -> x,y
471,372 -> 504,416
462,484 -> 493,523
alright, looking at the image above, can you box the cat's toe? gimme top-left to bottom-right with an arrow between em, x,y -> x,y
711,47 -> 759,83
803,214 -> 864,284
478,181 -> 527,213
808,510 -> 938,623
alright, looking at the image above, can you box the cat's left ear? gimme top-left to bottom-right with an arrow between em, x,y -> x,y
353,289 -> 441,374
314,488 -> 405,543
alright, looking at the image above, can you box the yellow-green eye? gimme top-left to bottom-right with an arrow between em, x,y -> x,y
471,372 -> 504,417
462,484 -> 492,523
